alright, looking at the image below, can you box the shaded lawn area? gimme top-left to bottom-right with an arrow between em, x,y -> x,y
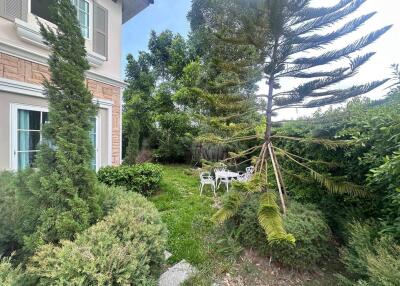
150,164 -> 224,266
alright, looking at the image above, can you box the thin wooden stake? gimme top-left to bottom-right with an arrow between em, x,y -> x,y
270,143 -> 287,198
268,143 -> 287,214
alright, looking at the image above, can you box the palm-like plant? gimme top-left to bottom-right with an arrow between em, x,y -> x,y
191,0 -> 392,244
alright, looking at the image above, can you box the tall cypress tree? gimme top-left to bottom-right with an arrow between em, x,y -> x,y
26,0 -> 98,251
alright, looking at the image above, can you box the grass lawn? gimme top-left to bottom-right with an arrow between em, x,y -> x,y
151,165 -> 341,285
150,164 -> 218,265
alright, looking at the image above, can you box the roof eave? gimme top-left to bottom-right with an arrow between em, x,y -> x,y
122,0 -> 154,24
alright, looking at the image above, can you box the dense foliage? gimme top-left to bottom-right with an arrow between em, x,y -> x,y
231,196 -> 332,269
0,257 -> 24,286
123,31 -> 196,163
338,222 -> 400,285
97,163 -> 163,196
26,192 -> 167,285
275,93 -> 400,239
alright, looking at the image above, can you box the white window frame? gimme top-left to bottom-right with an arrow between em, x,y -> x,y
10,103 -> 100,171
29,0 -> 91,40
72,0 -> 90,39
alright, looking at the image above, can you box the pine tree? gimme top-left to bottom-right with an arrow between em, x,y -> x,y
26,0 -> 99,251
184,1 -> 263,163
190,0 -> 392,243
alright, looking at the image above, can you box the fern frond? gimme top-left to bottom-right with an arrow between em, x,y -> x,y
310,170 -> 365,196
276,147 -> 365,197
258,192 -> 295,245
212,191 -> 244,224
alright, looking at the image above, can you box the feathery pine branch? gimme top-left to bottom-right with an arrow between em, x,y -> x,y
212,190 -> 245,224
276,147 -> 365,196
258,192 -> 295,245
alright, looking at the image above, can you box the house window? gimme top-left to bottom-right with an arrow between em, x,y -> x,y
31,0 -> 89,38
73,0 -> 89,38
16,108 -> 48,170
12,105 -> 99,171
90,117 -> 98,170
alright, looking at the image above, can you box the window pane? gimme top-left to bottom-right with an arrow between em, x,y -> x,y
18,109 -> 41,130
18,152 -> 38,170
90,118 -> 96,170
79,0 -> 87,11
18,131 -> 41,151
42,112 -> 49,125
18,109 -> 29,129
31,0 -> 54,22
18,152 -> 30,170
29,111 -> 41,130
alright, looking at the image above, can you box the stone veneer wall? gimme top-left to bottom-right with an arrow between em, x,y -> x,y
0,52 -> 121,165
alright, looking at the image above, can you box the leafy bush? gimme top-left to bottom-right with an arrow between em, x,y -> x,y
366,237 -> 400,286
97,163 -> 163,196
339,222 -> 400,285
0,170 -> 42,259
339,222 -> 376,281
27,192 -> 167,285
234,197 -> 332,270
0,257 -> 24,286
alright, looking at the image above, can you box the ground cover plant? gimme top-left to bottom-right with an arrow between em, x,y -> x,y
26,192 -> 167,286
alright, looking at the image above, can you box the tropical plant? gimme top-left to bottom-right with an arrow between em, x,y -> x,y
191,0 -> 391,244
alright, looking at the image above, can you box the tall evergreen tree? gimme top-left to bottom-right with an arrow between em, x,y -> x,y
26,0 -> 99,251
191,0 -> 392,243
182,1 -> 263,162
123,31 -> 194,163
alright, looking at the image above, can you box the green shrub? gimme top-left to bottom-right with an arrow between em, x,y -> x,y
339,222 -> 400,285
98,163 -> 163,196
0,171 -> 19,256
234,196 -> 332,270
339,222 -> 376,280
0,170 -> 41,259
0,257 -> 24,286
27,192 -> 168,285
366,237 -> 400,286
270,201 -> 333,270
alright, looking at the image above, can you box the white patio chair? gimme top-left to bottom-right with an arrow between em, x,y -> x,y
246,166 -> 255,174
220,176 -> 233,192
214,165 -> 227,187
199,172 -> 216,196
237,171 -> 250,182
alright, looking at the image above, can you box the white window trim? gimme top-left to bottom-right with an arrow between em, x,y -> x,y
93,114 -> 101,171
14,18 -> 106,67
10,103 -> 102,171
10,103 -> 48,170
29,0 -> 91,40
73,0 -> 91,40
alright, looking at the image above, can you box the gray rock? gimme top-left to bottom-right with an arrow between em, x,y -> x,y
158,260 -> 197,286
164,250 -> 173,260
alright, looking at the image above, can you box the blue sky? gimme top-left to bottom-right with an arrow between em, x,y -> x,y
121,0 -> 192,76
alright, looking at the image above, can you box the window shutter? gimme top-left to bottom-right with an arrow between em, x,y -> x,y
0,0 -> 28,21
93,2 -> 108,58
